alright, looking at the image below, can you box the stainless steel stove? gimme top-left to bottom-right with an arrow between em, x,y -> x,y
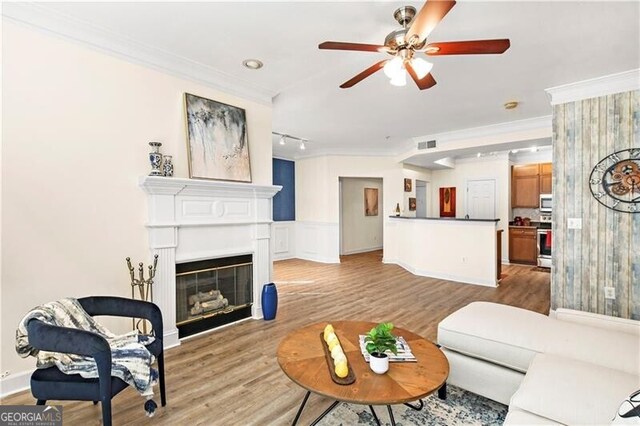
537,214 -> 552,268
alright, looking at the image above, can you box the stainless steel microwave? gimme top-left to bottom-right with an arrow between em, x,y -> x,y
540,194 -> 552,212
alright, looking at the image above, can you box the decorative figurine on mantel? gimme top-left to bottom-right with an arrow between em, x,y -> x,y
162,155 -> 174,177
148,142 -> 163,176
126,254 -> 158,333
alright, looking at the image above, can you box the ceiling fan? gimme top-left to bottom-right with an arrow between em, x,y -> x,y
319,0 -> 510,90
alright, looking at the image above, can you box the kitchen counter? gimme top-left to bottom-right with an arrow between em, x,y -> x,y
385,217 -> 499,287
391,216 -> 500,223
509,221 -> 551,229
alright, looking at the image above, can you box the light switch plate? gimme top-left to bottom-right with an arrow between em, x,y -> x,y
567,218 -> 582,229
604,287 -> 615,300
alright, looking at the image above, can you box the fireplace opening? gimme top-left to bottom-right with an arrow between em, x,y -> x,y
176,254 -> 253,338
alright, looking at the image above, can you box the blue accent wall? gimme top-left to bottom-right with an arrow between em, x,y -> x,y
273,158 -> 295,221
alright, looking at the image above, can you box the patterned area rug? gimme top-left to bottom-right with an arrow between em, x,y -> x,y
322,385 -> 507,425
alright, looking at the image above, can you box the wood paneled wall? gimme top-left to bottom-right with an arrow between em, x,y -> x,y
552,90 -> 639,319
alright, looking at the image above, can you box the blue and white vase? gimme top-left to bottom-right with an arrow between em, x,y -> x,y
163,155 -> 174,177
149,142 -> 163,176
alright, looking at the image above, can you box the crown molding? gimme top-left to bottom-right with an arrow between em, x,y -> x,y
545,69 -> 640,105
412,115 -> 552,146
2,2 -> 275,105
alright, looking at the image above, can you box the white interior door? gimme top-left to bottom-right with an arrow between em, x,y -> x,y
415,180 -> 427,218
466,179 -> 496,219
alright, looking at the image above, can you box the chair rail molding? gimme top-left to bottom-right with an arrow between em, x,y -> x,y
139,176 -> 281,348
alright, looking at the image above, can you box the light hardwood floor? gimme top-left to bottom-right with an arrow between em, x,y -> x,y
1,251 -> 550,425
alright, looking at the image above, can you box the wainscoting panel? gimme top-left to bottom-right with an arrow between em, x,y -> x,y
552,90 -> 639,319
272,221 -> 296,261
295,222 -> 340,264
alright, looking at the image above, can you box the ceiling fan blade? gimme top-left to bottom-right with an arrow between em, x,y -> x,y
405,62 -> 437,90
426,39 -> 511,55
406,0 -> 456,46
319,41 -> 389,53
340,60 -> 387,89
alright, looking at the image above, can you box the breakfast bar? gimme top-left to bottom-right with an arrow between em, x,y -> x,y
384,217 -> 501,287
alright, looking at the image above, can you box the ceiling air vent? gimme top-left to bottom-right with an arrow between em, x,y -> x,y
418,140 -> 437,150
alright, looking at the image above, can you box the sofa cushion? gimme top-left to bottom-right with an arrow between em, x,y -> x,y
438,302 -> 553,372
510,354 -> 640,425
504,407 -> 563,425
438,302 -> 640,375
544,319 -> 639,375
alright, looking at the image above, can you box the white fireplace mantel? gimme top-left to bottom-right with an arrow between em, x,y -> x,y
139,176 -> 281,348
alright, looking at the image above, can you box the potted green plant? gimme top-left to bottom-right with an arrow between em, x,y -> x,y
364,322 -> 397,374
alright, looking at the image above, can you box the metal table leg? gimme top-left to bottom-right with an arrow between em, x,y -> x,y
404,399 -> 424,411
292,391 -> 311,426
368,406 -> 381,426
386,405 -> 397,426
309,401 -> 340,426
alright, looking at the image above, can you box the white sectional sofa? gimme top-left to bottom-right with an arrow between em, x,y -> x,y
437,302 -> 640,424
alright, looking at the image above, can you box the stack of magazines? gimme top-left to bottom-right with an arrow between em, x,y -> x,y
358,335 -> 417,362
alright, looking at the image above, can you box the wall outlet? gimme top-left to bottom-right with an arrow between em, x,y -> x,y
461,256 -> 467,263
567,218 -> 582,229
1,371 -> 10,379
604,287 -> 616,300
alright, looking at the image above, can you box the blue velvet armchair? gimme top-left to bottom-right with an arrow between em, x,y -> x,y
26,296 -> 167,426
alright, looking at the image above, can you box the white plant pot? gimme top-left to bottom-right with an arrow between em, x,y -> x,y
369,353 -> 389,374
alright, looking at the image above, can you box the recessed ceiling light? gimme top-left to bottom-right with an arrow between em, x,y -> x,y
530,146 -> 537,152
504,101 -> 519,110
477,153 -> 481,158
242,59 -> 263,70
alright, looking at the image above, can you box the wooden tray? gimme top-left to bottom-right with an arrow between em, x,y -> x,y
320,332 -> 356,385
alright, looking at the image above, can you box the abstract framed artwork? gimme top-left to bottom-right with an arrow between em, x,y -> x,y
184,93 -> 251,182
409,197 -> 417,211
439,187 -> 456,217
364,188 -> 379,216
404,178 -> 412,192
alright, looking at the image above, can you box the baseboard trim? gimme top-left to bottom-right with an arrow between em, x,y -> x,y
393,260 -> 497,287
341,246 -> 383,255
295,254 -> 341,264
0,370 -> 31,398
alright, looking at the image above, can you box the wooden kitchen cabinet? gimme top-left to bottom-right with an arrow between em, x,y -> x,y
512,163 -> 552,207
512,164 -> 540,208
539,162 -> 552,194
509,227 -> 537,265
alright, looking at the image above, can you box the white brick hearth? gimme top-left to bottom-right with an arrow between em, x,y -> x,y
139,176 -> 281,349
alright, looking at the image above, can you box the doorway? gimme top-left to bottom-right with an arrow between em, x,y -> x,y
339,177 -> 383,255
466,179 -> 496,219
415,180 -> 428,218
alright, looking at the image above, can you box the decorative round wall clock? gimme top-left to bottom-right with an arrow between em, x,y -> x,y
589,148 -> 640,213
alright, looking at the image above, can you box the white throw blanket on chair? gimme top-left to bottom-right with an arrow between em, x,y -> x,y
15,297 -> 157,398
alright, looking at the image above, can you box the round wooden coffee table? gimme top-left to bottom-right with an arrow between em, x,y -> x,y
277,321 -> 449,425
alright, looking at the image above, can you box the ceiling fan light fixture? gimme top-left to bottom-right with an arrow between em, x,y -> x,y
383,57 -> 404,79
411,57 -> 433,79
390,69 -> 407,86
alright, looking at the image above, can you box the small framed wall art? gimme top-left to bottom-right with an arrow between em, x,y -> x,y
184,93 -> 252,182
404,178 -> 412,192
439,187 -> 456,217
364,188 -> 379,216
409,197 -> 417,211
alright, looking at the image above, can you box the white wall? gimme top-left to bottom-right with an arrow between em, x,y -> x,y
293,155 -> 431,263
1,22 -> 272,394
429,155 -> 511,261
340,178 -> 383,255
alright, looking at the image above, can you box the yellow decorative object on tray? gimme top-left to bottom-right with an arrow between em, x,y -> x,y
319,324 -> 355,385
